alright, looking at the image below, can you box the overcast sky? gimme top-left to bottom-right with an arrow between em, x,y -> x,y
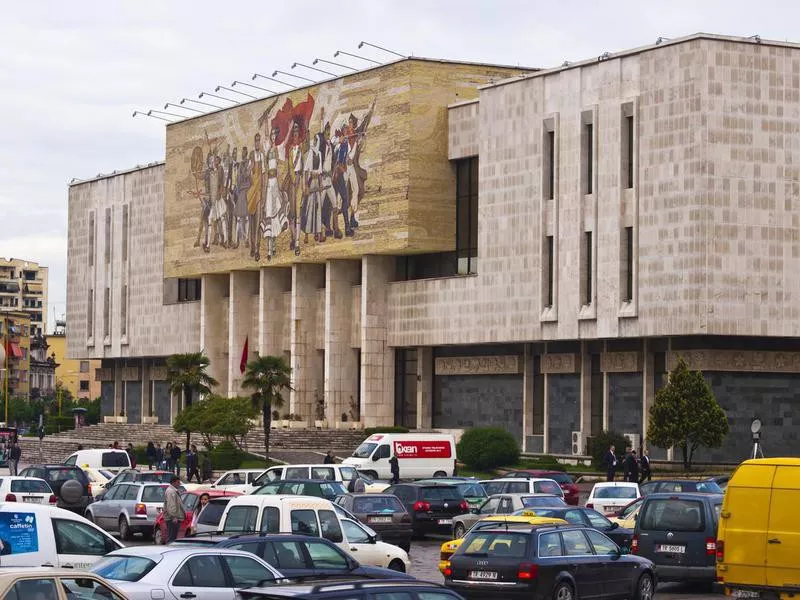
1,0 -> 796,330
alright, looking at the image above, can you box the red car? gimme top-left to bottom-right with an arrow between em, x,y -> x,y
153,488 -> 241,544
505,470 -> 580,505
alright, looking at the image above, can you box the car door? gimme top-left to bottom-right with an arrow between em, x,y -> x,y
51,517 -> 121,569
93,484 -> 119,528
561,529 -> 605,599
303,539 -> 352,576
341,518 -> 387,567
585,529 -> 630,598
584,509 -> 631,549
221,553 -> 279,589
169,554 -> 235,600
106,484 -> 128,528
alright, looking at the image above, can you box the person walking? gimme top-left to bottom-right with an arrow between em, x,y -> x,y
171,443 -> 182,478
163,476 -> 186,544
626,450 -> 640,483
155,443 -> 164,470
145,442 -> 156,470
201,452 -> 213,483
323,451 -> 335,464
126,443 -> 137,469
639,450 -> 652,483
7,441 -> 21,476
186,445 -> 200,483
389,455 -> 400,484
604,445 -> 618,482
622,446 -> 633,482
164,443 -> 173,472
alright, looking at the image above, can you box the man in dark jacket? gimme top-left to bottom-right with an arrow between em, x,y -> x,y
639,450 -> 652,483
8,442 -> 21,476
201,453 -> 213,482
171,443 -> 182,478
604,445 -> 618,482
323,451 -> 335,464
622,446 -> 632,482
186,444 -> 200,483
389,455 -> 400,484
626,450 -> 640,483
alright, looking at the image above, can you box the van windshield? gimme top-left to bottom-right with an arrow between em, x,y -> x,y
352,443 -> 378,459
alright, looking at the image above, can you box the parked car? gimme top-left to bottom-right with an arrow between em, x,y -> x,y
239,580 -> 464,600
334,493 -> 412,551
249,464 -> 361,493
707,475 -> 730,491
85,482 -> 167,540
586,481 -> 641,516
632,492 -> 723,583
0,503 -> 123,569
252,479 -> 349,501
414,478 -> 488,507
639,479 -> 723,496
451,493 -> 568,539
610,497 -> 644,529
0,476 -> 56,505
81,467 -> 116,498
480,477 -> 565,500
445,523 -> 657,600
513,505 -> 635,549
92,546 -> 282,599
0,568 -> 129,600
383,483 -> 469,538
97,469 -> 175,499
193,496 -> 237,534
64,449 -> 131,474
18,464 -> 93,514
153,489 -> 242,543
209,468 -> 269,494
505,470 -> 581,505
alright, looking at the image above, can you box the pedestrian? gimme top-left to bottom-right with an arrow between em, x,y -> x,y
155,442 -> 164,470
201,452 -> 213,482
126,443 -> 137,469
622,446 -> 632,482
323,451 -> 335,464
112,441 -> 120,450
604,445 -> 618,482
189,492 -> 210,536
639,450 -> 652,483
171,442 -> 182,478
7,441 -> 21,476
163,475 -> 186,544
164,442 -> 173,472
145,441 -> 156,470
626,450 -> 639,483
389,455 -> 400,484
186,444 -> 200,483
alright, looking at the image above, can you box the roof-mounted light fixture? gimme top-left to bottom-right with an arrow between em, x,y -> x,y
358,41 -> 405,58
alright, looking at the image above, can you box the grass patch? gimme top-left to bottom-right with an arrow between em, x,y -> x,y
458,467 -> 498,480
238,455 -> 279,469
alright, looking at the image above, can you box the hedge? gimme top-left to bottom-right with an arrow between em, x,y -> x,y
44,416 -> 75,435
587,430 -> 632,469
210,440 -> 244,471
457,427 -> 520,471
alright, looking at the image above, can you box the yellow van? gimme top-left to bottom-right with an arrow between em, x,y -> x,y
716,457 -> 800,597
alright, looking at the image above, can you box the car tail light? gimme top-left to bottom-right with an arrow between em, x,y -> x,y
716,540 -> 725,562
586,502 -> 594,509
706,537 -> 717,556
444,566 -> 452,577
631,534 -> 639,554
49,495 -> 57,505
135,503 -> 147,515
458,500 -> 469,512
4,494 -> 15,502
518,563 -> 538,580
413,501 -> 431,512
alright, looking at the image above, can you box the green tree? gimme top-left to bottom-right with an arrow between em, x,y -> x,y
173,394 -> 257,450
241,355 -> 291,460
167,352 -> 218,448
647,356 -> 729,469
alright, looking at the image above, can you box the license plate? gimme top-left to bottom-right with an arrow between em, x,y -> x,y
656,544 -> 686,553
469,571 -> 498,580
22,497 -> 41,503
731,591 -> 760,599
369,516 -> 392,523
438,519 -> 453,525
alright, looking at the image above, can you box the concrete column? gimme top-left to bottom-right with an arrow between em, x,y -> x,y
602,340 -> 609,430
542,373 -> 550,453
416,347 -> 433,430
290,263 -> 325,421
360,255 -> 395,427
579,341 -> 591,437
325,260 -> 360,425
259,268 -> 291,359
642,339 -> 654,449
228,271 -> 259,396
142,361 -> 151,418
522,345 -> 534,452
113,364 -> 123,417
201,274 -> 230,396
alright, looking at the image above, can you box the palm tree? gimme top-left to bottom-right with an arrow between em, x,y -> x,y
242,355 -> 291,460
167,352 -> 218,447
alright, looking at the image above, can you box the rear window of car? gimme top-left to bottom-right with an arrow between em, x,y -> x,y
141,486 -> 166,503
421,486 -> 463,501
139,472 -> 173,484
11,479 -> 50,493
91,555 -> 157,582
640,499 -> 705,532
594,486 -> 637,499
198,499 -> 231,526
101,452 -> 130,468
459,532 -> 529,558
534,481 -> 562,495
696,481 -> 723,494
353,495 -> 405,513
456,483 -> 487,498
46,468 -> 87,484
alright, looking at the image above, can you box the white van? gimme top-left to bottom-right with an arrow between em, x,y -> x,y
64,449 -> 131,474
0,503 -> 123,569
248,464 -> 359,493
343,433 -> 457,480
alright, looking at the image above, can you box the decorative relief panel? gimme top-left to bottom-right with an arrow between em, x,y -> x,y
95,368 -> 114,382
121,367 -> 141,381
668,350 -> 800,373
601,352 -> 642,373
540,353 -> 579,374
435,355 -> 521,376
150,366 -> 168,381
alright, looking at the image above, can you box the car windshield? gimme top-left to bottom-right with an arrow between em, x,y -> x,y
11,479 -> 51,493
141,486 -> 167,503
352,443 -> 378,459
421,486 -> 462,501
521,496 -> 564,508
459,531 -> 529,558
353,495 -> 404,513
319,482 -> 348,498
594,487 -> 638,499
456,483 -> 487,498
91,555 -> 157,582
139,472 -> 174,484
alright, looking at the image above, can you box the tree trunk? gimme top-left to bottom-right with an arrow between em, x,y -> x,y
263,399 -> 271,465
681,444 -> 690,471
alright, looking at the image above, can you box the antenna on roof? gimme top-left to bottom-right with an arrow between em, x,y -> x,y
273,69 -> 315,83
292,62 -> 336,77
165,102 -> 202,114
655,36 -> 672,45
314,58 -> 357,72
232,80 -> 277,94
182,98 -> 222,110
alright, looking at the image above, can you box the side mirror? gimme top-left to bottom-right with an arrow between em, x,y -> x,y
371,455 -> 380,462
368,534 -> 378,544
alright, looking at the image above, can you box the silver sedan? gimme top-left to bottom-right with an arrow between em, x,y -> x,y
451,493 -> 567,538
92,546 -> 283,600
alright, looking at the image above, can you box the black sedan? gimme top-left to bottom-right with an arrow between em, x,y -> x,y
445,524 -> 656,600
512,506 -> 634,550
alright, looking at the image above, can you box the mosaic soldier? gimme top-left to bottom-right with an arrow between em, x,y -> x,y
210,154 -> 228,247
247,132 -> 265,260
302,127 -> 326,243
262,127 -> 289,259
283,120 -> 305,255
233,145 -> 250,248
190,146 -> 211,253
331,125 -> 351,238
342,97 -> 375,231
224,147 -> 238,246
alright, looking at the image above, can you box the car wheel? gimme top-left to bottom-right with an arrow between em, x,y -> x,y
454,523 -> 466,539
388,559 -> 406,573
553,581 -> 574,600
635,573 -> 654,600
153,526 -> 164,545
433,471 -> 447,478
118,517 -> 131,541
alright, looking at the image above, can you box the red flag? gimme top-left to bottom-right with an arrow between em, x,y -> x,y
240,336 -> 249,374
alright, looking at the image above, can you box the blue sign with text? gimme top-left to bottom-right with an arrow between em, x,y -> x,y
0,512 -> 38,555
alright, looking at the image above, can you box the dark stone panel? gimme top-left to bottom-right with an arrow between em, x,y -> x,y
125,381 -> 142,425
100,382 -> 114,418
433,375 -> 523,442
608,373 -> 643,438
153,381 -> 171,425
526,435 -> 544,453
548,374 -> 580,455
434,345 -> 524,358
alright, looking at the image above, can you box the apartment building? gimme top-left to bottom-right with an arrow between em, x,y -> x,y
0,258 -> 48,337
49,327 -> 100,401
0,311 -> 31,399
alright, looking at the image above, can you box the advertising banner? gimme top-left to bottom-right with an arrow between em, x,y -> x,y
0,512 -> 38,555
393,440 -> 452,459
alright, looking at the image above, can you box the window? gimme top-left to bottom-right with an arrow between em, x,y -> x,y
582,120 -> 594,195
290,509 -> 319,536
306,541 -> 349,569
172,555 -> 227,588
561,510 -> 586,525
544,128 -> 556,200
640,499 -> 705,532
141,486 -> 166,503
121,204 -> 129,262
319,509 -> 343,543
506,481 -> 529,494
10,479 -> 50,493
197,499 -> 229,527
228,541 -> 261,555
341,519 -> 370,544
3,579 -> 59,600
121,284 -> 127,336
87,288 -> 94,338
103,287 -> 110,337
538,531 -> 563,557
311,467 -> 335,481
340,467 -> 357,481
544,236 -> 554,308
53,519 -> 116,556
224,506 -> 258,533
222,555 -> 275,587
562,529 -> 591,556
80,380 -> 90,392
92,555 -> 156,582
177,278 -> 201,302
373,594 -> 414,600
419,593 -> 463,600
271,541 -> 308,569
533,481 -> 562,496
585,529 -> 618,555
455,156 -> 479,275
260,506 -> 279,533
253,482 -> 282,496
461,532 -> 529,558
285,467 -> 310,479
353,495 -> 404,513
622,226 -> 634,303
582,231 -> 593,306
102,452 -> 130,468
621,104 -> 635,189
373,445 -> 390,460
104,207 -> 111,264
61,578 -> 125,600
79,361 -> 90,373
88,212 -> 95,267
498,497 -> 514,514
584,510 -> 613,530
124,486 -> 139,501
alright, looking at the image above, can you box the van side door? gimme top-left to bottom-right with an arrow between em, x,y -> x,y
766,466 -> 800,588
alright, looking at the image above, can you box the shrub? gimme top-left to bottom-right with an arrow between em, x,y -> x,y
364,426 -> 410,436
587,430 -> 631,469
133,445 -> 150,467
209,440 -> 244,471
44,416 -> 75,435
457,427 -> 520,471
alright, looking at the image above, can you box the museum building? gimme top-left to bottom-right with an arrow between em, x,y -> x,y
68,34 -> 800,462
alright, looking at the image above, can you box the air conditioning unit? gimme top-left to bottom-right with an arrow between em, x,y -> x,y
571,431 -> 586,456
624,433 -> 641,451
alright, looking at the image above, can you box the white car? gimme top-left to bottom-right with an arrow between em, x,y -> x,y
480,477 -> 565,499
92,545 -> 283,600
0,476 -> 57,505
586,481 -> 641,516
339,517 -> 410,572
81,467 -> 116,497
209,469 -> 268,494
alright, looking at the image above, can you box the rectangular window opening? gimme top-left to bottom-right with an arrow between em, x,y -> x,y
623,227 -> 634,303
583,231 -> 593,306
103,287 -> 110,338
544,236 -> 554,309
583,122 -> 594,195
104,208 -> 111,265
455,156 -> 479,275
88,212 -> 95,267
623,114 -> 634,189
544,129 -> 555,200
87,288 -> 94,338
121,284 -> 128,336
121,205 -> 129,262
